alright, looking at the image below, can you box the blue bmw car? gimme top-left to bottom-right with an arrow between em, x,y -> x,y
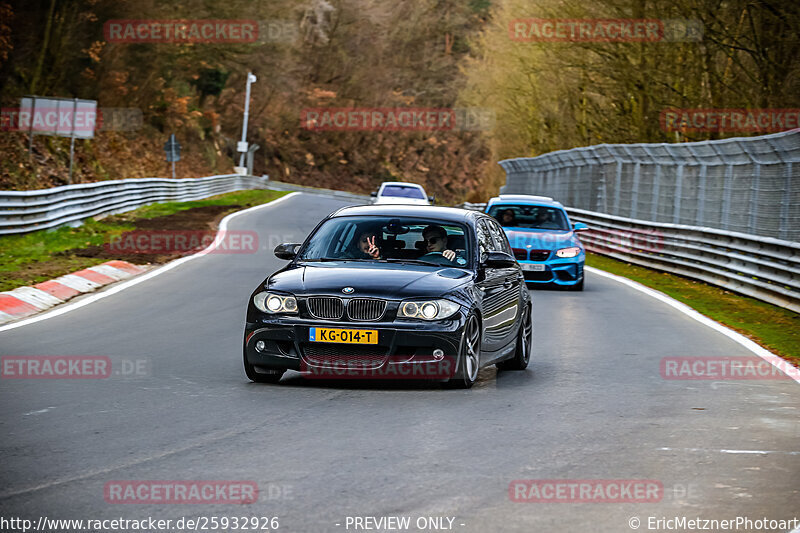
485,195 -> 588,290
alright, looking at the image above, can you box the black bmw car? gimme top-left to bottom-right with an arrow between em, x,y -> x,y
243,205 -> 532,388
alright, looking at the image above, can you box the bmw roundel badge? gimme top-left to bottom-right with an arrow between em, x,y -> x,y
342,287 -> 355,294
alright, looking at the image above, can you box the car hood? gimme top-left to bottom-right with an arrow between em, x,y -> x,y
503,228 -> 579,251
265,262 -> 471,299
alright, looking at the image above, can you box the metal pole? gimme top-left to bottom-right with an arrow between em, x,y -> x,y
172,159 -> 176,179
28,96 -> 35,161
239,72 -> 256,168
68,98 -> 77,184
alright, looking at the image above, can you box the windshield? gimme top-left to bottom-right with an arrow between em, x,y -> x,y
488,204 -> 570,231
380,185 -> 426,199
298,216 -> 470,267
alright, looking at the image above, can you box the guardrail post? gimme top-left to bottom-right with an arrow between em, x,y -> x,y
630,162 -> 641,219
650,164 -> 661,221
721,164 -> 734,230
779,162 -> 792,240
612,160 -> 623,215
673,164 -> 684,223
748,163 -> 761,235
696,164 -> 707,226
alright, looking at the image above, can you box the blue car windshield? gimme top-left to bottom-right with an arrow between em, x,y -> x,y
380,185 -> 426,199
298,216 -> 470,267
488,205 -> 570,231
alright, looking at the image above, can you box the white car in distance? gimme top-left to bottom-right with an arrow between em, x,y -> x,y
370,182 -> 433,205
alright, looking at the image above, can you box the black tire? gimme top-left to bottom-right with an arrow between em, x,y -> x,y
243,350 -> 285,384
445,314 -> 481,389
570,277 -> 584,291
497,304 -> 532,371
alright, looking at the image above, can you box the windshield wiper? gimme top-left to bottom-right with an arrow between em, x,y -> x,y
299,257 -> 374,262
379,258 -> 442,267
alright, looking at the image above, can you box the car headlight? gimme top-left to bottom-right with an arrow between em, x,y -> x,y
253,291 -> 298,314
556,247 -> 582,258
398,299 -> 460,320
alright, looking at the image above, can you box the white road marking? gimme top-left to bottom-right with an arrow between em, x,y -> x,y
0,192 -> 300,333
585,266 -> 800,386
23,407 -> 56,416
658,447 -> 800,456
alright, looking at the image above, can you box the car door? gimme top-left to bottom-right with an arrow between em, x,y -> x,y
485,218 -> 524,353
475,218 -> 508,354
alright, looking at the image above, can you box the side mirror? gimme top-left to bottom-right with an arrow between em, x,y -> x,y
482,251 -> 516,269
428,195 -> 435,204
274,243 -> 301,260
573,222 -> 589,232
370,191 -> 378,197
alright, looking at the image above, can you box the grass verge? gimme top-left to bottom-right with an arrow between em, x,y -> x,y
0,189 -> 289,292
586,252 -> 799,364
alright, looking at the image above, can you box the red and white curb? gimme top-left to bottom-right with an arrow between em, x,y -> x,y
0,261 -> 147,325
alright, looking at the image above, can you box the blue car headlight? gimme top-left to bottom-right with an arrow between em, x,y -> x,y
556,247 -> 581,258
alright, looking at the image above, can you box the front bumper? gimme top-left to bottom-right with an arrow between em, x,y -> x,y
519,255 -> 584,286
244,312 -> 467,378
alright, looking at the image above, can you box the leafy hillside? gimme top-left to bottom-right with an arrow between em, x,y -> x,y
0,0 -> 493,202
2,0 -> 796,200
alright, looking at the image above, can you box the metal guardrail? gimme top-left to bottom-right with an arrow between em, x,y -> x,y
459,201 -> 800,312
498,130 -> 800,242
0,174 -> 271,235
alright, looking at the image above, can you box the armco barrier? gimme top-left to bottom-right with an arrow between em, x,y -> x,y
0,174 -> 270,235
498,130 -> 800,242
460,201 -> 800,313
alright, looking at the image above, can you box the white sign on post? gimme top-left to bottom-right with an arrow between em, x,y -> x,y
21,96 -> 98,184
20,97 -> 98,139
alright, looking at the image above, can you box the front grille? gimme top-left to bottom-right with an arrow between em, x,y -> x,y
302,343 -> 389,368
529,250 -> 551,261
512,248 -> 528,260
347,298 -> 387,321
307,297 -> 344,320
523,270 -> 554,282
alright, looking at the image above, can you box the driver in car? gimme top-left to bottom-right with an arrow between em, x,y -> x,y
533,209 -> 560,230
422,225 -> 458,262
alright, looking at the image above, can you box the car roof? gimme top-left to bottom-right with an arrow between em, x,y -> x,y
331,204 -> 480,224
487,194 -> 564,208
379,181 -> 425,189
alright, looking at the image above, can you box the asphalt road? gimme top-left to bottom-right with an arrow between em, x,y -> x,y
1,193 -> 798,533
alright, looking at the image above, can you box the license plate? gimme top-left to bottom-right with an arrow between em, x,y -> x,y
521,263 -> 546,271
309,327 -> 378,344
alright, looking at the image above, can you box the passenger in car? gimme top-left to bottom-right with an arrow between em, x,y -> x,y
342,229 -> 383,259
498,209 -> 517,226
422,225 -> 458,262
